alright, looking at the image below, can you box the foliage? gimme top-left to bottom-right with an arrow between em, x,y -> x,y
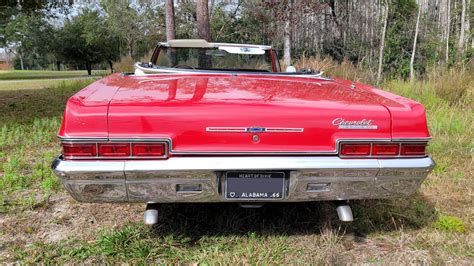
4,13 -> 55,70
55,10 -> 120,75
112,56 -> 136,73
100,0 -> 165,60
434,215 -> 466,233
383,0 -> 418,79
2,1 -> 471,77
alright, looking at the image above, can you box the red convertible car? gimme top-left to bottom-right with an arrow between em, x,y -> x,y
52,39 -> 435,224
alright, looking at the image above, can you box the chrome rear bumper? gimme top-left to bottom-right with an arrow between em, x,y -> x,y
52,156 -> 435,203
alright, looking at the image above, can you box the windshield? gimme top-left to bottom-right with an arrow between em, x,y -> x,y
153,47 -> 274,72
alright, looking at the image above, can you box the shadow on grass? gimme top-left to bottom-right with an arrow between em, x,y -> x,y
0,80 -> 92,125
151,193 -> 437,241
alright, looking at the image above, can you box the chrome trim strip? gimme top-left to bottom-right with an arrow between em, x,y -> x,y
59,137 -> 109,142
391,137 -> 431,141
206,127 -> 304,133
133,63 -> 326,79
159,41 -> 273,50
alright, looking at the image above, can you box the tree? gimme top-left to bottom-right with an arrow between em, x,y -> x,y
283,0 -> 293,67
101,1 -> 140,58
100,0 -> 165,60
81,10 -> 120,72
57,10 -> 118,75
0,1 -> 49,47
165,0 -> 176,41
196,0 -> 211,41
384,0 -> 418,79
458,0 -> 466,53
446,0 -> 451,63
4,13 -> 55,70
410,1 -> 422,82
377,2 -> 389,82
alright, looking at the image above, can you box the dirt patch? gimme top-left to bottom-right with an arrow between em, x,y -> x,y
1,192 -> 142,257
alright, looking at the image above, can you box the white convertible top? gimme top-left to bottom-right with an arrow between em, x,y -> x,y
159,39 -> 272,50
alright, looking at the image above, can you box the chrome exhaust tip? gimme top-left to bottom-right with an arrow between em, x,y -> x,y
336,202 -> 353,222
144,203 -> 159,225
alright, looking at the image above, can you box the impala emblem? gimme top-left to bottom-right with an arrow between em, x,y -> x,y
332,118 -> 378,129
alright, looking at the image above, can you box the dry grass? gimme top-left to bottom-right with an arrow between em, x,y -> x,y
0,67 -> 473,263
293,54 -> 376,83
113,56 -> 136,73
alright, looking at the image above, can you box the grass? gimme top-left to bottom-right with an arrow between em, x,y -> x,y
0,78 -> 96,91
434,215 -> 466,233
0,68 -> 473,263
0,79 -> 94,213
0,70 -> 105,80
0,69 -> 104,91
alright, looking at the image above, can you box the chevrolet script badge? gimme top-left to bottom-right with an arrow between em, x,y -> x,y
332,118 -> 378,129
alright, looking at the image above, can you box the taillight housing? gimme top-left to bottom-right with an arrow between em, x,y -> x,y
371,143 -> 399,156
98,143 -> 131,157
400,143 -> 426,156
340,143 -> 371,156
132,143 -> 166,157
339,141 -> 427,158
61,141 -> 168,160
62,143 -> 97,159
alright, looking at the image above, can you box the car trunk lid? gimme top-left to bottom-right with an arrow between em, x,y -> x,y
107,74 -> 393,154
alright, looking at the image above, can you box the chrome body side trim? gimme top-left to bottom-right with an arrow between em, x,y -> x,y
205,127 -> 304,133
52,156 -> 435,203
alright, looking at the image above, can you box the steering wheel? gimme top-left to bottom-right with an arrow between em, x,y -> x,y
173,64 -> 195,69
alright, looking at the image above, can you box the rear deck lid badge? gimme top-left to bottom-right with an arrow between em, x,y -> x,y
206,127 -> 304,133
332,118 -> 378,130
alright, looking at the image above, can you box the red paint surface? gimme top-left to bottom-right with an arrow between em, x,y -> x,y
59,73 -> 430,154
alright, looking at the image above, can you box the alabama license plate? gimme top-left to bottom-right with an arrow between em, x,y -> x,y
225,171 -> 285,200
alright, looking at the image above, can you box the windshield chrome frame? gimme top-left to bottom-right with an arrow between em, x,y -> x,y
134,62 -> 326,79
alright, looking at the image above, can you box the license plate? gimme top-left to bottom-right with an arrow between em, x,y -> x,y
225,171 -> 285,200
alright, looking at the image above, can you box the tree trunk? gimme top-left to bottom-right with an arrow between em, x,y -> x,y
410,1 -> 422,82
196,0 -> 211,41
86,62 -> 92,76
283,0 -> 293,67
458,0 -> 466,53
446,0 -> 451,63
166,0 -> 177,66
108,60 -> 113,73
19,53 -> 24,70
165,0 -> 176,41
56,61 -> 60,71
377,2 -> 389,83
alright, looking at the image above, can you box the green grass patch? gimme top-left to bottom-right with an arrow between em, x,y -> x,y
0,78 -> 97,91
19,221 -> 297,264
434,215 -> 465,233
0,70 -> 106,80
0,79 -> 94,210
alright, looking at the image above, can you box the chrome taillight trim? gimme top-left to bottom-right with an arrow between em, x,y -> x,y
338,141 -> 428,159
60,140 -> 169,160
